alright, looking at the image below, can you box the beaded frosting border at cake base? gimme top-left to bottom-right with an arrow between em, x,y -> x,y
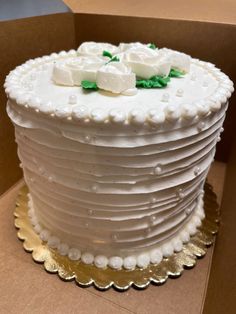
14,183 -> 219,291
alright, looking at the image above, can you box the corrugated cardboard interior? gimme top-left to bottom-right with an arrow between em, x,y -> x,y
0,5 -> 235,312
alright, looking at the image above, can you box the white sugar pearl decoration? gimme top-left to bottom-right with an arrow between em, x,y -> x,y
123,256 -> 137,270
84,134 -> 91,143
197,121 -> 206,131
48,176 -> 53,183
137,253 -> 150,268
108,256 -> 123,269
217,136 -> 221,142
177,188 -> 184,200
40,229 -> 51,242
176,89 -> 184,97
48,236 -> 60,249
91,184 -> 98,192
87,209 -> 93,216
72,106 -> 89,120
94,255 -> 108,268
161,243 -> 174,257
161,93 -> 169,102
129,109 -> 145,124
109,109 -> 126,123
150,196 -> 157,204
196,208 -> 205,219
150,249 -> 163,264
68,248 -> 81,261
149,215 -> 156,225
196,101 -> 209,116
58,243 -> 69,256
153,164 -> 162,175
186,207 -> 192,215
90,108 -> 106,123
81,252 -> 94,265
68,94 -> 77,104
194,166 -> 201,176
220,127 -> 224,133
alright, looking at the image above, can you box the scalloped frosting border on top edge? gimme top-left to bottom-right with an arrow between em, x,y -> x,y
28,193 -> 205,270
4,49 -> 234,126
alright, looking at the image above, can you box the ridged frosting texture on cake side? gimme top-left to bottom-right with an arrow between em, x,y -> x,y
4,43 -> 234,269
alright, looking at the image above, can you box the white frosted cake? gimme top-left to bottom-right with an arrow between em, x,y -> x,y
5,42 -> 233,270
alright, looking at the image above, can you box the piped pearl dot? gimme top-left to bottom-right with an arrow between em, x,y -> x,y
123,256 -> 136,270
217,136 -> 221,142
108,256 -> 123,270
81,252 -> 94,265
40,230 -> 51,242
161,243 -> 174,257
137,253 -> 150,268
172,239 -> 183,252
68,94 -> 77,104
68,248 -> 81,261
176,89 -> 184,97
150,249 -> 163,264
220,127 -> 224,133
58,243 -> 69,256
94,255 -> 108,268
161,93 -> 169,102
48,236 -> 60,249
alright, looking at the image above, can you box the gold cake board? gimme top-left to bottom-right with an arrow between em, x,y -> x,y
14,183 -> 219,291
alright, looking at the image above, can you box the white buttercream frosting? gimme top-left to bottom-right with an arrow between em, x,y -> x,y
4,42 -> 234,270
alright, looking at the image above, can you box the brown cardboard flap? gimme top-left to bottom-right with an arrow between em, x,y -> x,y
64,0 -> 236,25
0,12 -> 75,195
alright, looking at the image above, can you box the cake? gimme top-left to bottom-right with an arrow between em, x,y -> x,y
4,42 -> 234,270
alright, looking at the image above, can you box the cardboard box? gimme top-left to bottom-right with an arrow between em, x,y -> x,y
0,1 -> 235,312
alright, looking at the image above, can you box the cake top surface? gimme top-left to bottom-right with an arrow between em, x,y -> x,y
4,42 -> 234,126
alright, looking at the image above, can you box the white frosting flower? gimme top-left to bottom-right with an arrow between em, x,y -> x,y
119,42 -> 150,52
77,41 -> 119,56
122,46 -> 171,79
97,62 -> 136,94
52,56 -> 105,86
159,48 -> 191,73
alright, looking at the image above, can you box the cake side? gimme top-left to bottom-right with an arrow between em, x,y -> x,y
4,42 -> 234,270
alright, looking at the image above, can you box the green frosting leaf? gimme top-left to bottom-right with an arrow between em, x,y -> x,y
148,43 -> 157,49
136,75 -> 170,89
169,68 -> 185,77
103,50 -> 113,58
81,80 -> 98,91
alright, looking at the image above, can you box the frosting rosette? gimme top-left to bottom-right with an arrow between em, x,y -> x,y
159,48 -> 191,73
52,56 -> 105,86
96,62 -> 136,94
122,46 -> 171,79
77,41 -> 119,57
